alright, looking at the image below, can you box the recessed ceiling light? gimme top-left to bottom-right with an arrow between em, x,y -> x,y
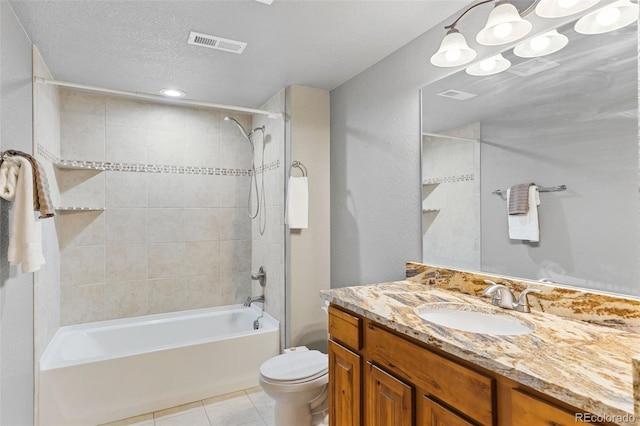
254,0 -> 274,4
159,88 -> 185,98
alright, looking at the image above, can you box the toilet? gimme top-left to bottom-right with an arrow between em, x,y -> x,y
258,348 -> 329,426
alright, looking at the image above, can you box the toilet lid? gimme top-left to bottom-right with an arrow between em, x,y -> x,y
260,350 -> 328,382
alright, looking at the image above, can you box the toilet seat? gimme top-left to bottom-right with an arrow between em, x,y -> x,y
259,350 -> 328,384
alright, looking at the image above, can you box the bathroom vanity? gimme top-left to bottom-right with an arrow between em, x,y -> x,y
322,264 -> 640,426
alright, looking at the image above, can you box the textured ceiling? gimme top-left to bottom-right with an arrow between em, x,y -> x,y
9,0 -> 469,109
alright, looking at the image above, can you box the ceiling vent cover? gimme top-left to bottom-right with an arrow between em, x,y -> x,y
188,31 -> 247,54
436,89 -> 477,101
507,58 -> 560,77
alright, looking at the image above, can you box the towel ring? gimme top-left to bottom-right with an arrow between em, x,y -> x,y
290,160 -> 307,177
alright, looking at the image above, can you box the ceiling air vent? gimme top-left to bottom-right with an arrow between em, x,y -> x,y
188,31 -> 247,54
506,57 -> 560,77
436,89 -> 477,101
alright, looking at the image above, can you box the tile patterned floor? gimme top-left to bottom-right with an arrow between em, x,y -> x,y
101,387 -> 275,426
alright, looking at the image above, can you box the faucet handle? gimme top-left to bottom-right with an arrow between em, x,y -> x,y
483,280 -> 502,306
516,288 -> 542,313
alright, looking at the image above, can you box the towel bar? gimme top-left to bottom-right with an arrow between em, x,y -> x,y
290,160 -> 307,177
492,185 -> 566,196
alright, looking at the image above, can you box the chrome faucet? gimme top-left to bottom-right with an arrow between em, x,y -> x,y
483,280 -> 541,313
243,295 -> 265,307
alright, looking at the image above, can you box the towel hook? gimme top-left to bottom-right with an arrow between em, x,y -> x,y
290,160 -> 307,177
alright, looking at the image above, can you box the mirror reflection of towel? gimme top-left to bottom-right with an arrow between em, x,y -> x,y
508,185 -> 540,242
286,176 -> 308,229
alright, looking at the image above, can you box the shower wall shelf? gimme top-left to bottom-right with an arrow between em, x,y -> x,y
423,174 -> 475,185
423,209 -> 440,213
55,207 -> 105,212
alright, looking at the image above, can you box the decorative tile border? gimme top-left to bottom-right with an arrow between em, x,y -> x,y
255,159 -> 280,175
423,174 -> 474,185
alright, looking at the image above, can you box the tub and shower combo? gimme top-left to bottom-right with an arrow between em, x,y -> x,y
39,305 -> 279,425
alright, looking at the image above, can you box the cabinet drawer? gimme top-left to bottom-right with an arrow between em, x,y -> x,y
365,322 -> 495,426
511,389 -> 604,426
329,306 -> 362,350
420,395 -> 476,426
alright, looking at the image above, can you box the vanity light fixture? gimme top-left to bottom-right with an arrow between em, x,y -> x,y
159,88 -> 186,98
513,29 -> 569,57
535,0 -> 601,18
476,1 -> 533,46
430,28 -> 477,67
574,0 -> 639,34
430,0 -> 536,68
466,53 -> 512,76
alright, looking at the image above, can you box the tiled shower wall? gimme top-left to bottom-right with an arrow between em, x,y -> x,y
57,90 -> 264,325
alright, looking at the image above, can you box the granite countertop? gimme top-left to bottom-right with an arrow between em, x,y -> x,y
321,280 -> 640,423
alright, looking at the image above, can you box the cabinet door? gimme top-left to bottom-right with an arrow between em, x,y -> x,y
511,389 -> 602,426
419,395 -> 475,426
365,363 -> 413,426
329,340 -> 361,426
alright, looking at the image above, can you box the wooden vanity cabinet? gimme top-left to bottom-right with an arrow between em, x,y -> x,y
328,304 -> 612,426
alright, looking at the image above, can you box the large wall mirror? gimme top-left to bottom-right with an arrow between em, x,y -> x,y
420,2 -> 638,296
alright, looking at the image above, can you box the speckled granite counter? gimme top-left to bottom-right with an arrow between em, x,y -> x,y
321,279 -> 640,424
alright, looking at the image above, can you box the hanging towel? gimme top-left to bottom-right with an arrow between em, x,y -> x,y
0,156 -> 45,273
286,176 -> 308,229
507,183 -> 534,215
4,150 -> 55,218
507,185 -> 540,242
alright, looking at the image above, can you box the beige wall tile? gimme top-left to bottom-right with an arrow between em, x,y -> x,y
185,208 -> 220,241
106,97 -> 148,128
184,107 -> 220,134
185,241 -> 220,276
105,209 -> 147,245
148,278 -> 186,314
220,208 -> 251,240
60,90 -> 106,117
60,121 -> 105,161
147,129 -> 185,166
60,284 -> 105,325
56,211 -> 105,249
147,173 -> 185,208
104,281 -> 150,320
185,174 -> 220,208
106,171 -> 147,208
220,175 -> 250,208
61,245 -> 105,286
184,275 -> 220,309
147,209 -> 185,243
220,240 -> 251,274
219,270 -> 252,304
106,244 -> 147,283
184,133 -> 219,168
148,242 -> 186,279
147,104 -> 184,132
105,126 -> 147,164
56,169 -> 105,208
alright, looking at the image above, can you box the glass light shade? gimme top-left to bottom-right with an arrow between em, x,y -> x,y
476,2 -> 533,46
535,0 -> 601,18
513,30 -> 569,58
466,54 -> 511,76
430,29 -> 477,67
574,0 -> 638,34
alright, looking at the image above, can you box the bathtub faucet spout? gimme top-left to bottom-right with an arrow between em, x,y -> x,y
244,295 -> 265,307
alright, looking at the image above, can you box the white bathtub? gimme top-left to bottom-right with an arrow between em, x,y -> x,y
38,305 -> 279,426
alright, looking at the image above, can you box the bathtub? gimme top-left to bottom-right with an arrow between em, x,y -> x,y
38,305 -> 279,426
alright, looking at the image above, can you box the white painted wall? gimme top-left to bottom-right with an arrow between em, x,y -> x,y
0,1 -> 35,424
287,85 -> 330,351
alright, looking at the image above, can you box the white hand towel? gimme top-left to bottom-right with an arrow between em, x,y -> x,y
286,176 -> 308,229
0,157 -> 45,272
507,184 -> 540,242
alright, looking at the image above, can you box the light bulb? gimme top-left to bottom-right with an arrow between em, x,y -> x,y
596,6 -> 621,25
493,22 -> 513,39
530,35 -> 551,51
480,59 -> 497,71
558,0 -> 580,8
159,88 -> 186,98
445,49 -> 462,62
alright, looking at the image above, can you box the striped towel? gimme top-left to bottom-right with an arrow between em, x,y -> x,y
3,150 -> 55,218
507,183 -> 534,215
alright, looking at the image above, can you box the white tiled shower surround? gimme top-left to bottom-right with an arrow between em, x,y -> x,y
56,89 -> 285,326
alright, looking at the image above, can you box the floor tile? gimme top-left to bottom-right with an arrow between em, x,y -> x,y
204,391 -> 266,426
245,388 -> 275,425
154,401 -> 211,426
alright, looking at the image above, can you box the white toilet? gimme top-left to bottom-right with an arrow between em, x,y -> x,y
258,348 -> 329,426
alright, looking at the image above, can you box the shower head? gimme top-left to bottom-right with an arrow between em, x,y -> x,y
224,116 -> 250,139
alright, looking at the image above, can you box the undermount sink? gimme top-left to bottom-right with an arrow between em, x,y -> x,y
414,303 -> 535,336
